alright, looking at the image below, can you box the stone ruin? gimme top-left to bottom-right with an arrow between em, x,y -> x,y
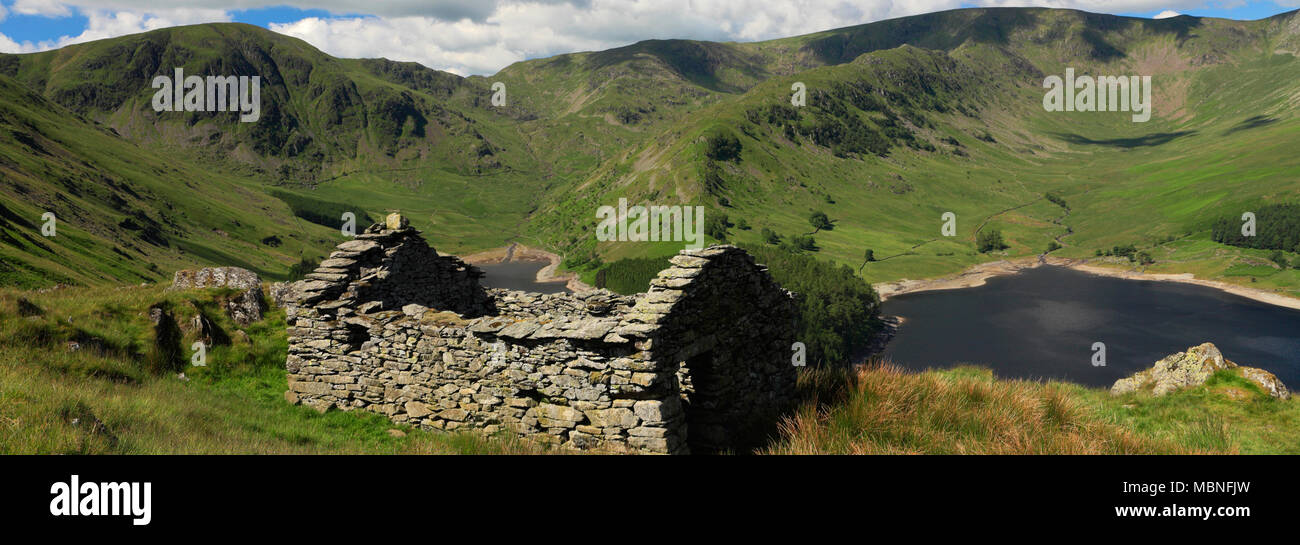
283,215 -> 800,454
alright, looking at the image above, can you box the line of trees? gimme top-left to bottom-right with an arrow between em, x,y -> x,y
1045,192 -> 1069,210
1211,204 -> 1300,252
1093,244 -> 1154,265
742,244 -> 881,366
269,189 -> 373,230
594,256 -> 673,295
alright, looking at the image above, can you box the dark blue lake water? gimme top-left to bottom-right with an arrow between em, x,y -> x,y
880,266 -> 1300,388
476,260 -> 568,294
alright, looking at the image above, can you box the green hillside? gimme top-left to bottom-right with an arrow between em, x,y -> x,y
0,73 -> 339,287
3,7 -> 1300,456
526,8 -> 1300,295
0,8 -> 1298,295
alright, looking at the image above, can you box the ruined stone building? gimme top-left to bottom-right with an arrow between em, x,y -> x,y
283,215 -> 799,454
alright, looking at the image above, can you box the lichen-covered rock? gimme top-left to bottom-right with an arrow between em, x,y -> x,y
223,287 -> 265,326
1111,342 -> 1290,399
1239,367 -> 1290,400
169,266 -> 266,324
268,282 -> 298,308
170,267 -> 261,291
386,212 -> 409,230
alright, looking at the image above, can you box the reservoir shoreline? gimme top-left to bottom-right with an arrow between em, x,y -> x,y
460,243 -> 594,293
874,256 -> 1300,311
876,264 -> 1300,388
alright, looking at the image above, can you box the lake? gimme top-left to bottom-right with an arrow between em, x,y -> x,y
475,260 -> 569,294
879,265 -> 1300,388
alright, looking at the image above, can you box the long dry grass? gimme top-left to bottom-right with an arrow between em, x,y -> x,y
764,363 -> 1220,454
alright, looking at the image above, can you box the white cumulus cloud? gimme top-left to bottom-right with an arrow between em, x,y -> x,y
0,1 -> 1287,72
0,6 -> 230,53
11,0 -> 73,17
1153,10 -> 1183,19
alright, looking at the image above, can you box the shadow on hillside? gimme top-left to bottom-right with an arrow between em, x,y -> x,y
801,8 -> 1205,66
584,40 -> 760,94
1053,130 -> 1196,148
1221,115 -> 1278,136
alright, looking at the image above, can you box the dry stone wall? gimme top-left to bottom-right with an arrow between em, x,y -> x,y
284,216 -> 799,454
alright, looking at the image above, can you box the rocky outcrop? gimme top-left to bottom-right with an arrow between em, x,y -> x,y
170,266 -> 266,325
268,282 -> 298,308
1239,367 -> 1291,399
1111,342 -> 1290,399
170,267 -> 261,291
283,216 -> 799,454
221,287 -> 265,326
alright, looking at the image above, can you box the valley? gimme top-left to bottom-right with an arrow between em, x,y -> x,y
0,8 -> 1296,301
1,7 -> 1299,455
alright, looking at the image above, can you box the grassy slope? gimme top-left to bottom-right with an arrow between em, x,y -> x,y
0,23 -> 560,279
528,9 -> 1300,299
2,286 -> 1294,454
2,10 -> 1299,290
767,364 -> 1298,454
0,287 -> 547,454
0,73 -> 342,287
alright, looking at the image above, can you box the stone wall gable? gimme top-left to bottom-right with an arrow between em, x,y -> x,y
630,246 -> 800,453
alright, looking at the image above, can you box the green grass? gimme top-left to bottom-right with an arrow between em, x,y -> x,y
1094,368 -> 1300,454
0,286 -> 549,454
6,277 -> 1295,455
510,9 -> 1300,302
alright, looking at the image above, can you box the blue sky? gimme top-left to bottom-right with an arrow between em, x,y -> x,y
1117,1 -> 1298,19
1,1 -> 1296,75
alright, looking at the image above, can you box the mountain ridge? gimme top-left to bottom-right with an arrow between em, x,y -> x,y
0,7 -> 1296,297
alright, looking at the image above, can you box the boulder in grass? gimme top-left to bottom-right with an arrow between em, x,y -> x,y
170,267 -> 262,291
1111,342 -> 1289,399
170,267 -> 266,325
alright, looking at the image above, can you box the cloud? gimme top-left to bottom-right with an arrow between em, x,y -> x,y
1153,10 -> 1182,19
11,0 -> 73,17
0,6 -> 230,53
0,1 -> 1282,72
8,1 -> 536,22
267,1 -> 982,75
266,1 -> 1217,75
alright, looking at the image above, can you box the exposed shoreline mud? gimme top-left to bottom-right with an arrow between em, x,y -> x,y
873,257 -> 1043,301
460,243 -> 595,293
873,256 -> 1300,311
